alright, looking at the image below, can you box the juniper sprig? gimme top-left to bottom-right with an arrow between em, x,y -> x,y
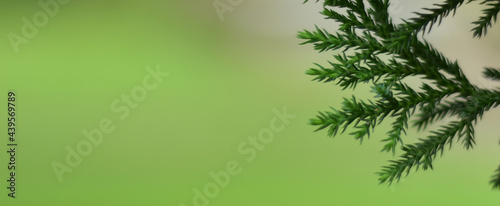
299,0 -> 500,188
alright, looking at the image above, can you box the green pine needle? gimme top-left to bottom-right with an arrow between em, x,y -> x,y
300,0 -> 500,189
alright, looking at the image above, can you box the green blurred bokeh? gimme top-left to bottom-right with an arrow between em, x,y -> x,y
1,0 -> 499,205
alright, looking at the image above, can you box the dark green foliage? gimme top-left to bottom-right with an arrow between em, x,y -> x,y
473,0 -> 500,37
300,0 -> 500,188
491,165 -> 500,189
484,67 -> 500,81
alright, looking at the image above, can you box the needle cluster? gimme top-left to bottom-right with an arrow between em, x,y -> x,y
299,0 -> 500,188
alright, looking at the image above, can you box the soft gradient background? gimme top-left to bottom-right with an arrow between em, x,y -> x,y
1,0 -> 500,205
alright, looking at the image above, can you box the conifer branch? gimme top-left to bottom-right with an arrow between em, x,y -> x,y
483,67 -> 500,81
377,119 -> 471,184
472,0 -> 500,37
300,0 -> 500,189
406,0 -> 471,34
491,165 -> 500,189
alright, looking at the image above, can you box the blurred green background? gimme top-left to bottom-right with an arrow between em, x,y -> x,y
1,0 -> 500,205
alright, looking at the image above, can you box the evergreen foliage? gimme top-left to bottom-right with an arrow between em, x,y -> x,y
299,0 -> 500,188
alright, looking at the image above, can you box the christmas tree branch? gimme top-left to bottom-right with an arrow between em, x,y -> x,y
473,0 -> 500,37
300,0 -> 500,188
